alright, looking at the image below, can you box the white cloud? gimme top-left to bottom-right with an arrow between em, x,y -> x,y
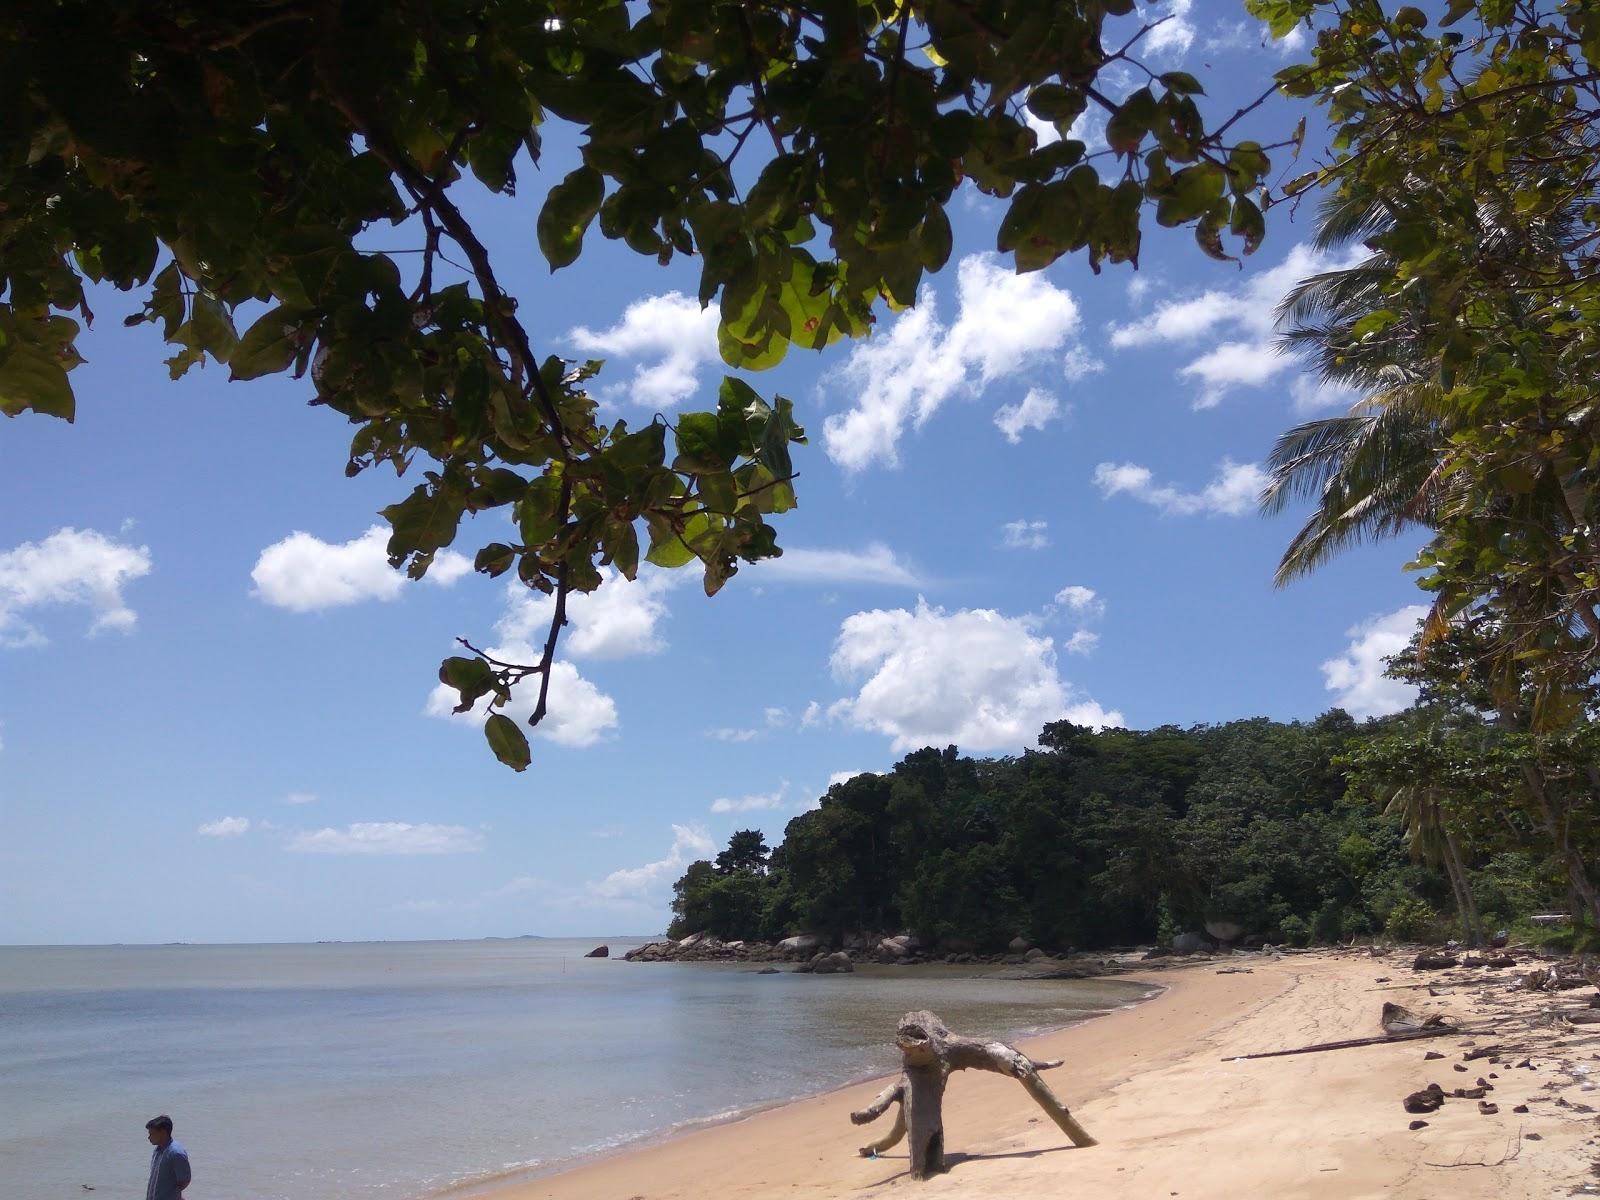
425,654 -> 618,748
1054,585 -> 1104,616
1142,0 -> 1195,61
286,822 -> 486,855
1107,243 -> 1365,408
251,526 -> 470,612
281,791 -> 317,806
751,543 -> 921,587
764,707 -> 789,728
1322,606 -> 1427,720
1094,459 -> 1269,516
1022,104 -> 1109,155
706,727 -> 759,743
827,599 -> 1123,752
1002,520 -> 1050,551
1203,18 -> 1308,56
1290,377 -> 1362,415
568,292 -> 720,409
494,569 -> 679,660
0,527 -> 152,647
828,770 -> 869,789
590,824 -> 715,901
823,254 -> 1083,470
198,816 -> 251,838
1179,342 -> 1284,410
1062,346 -> 1105,382
710,788 -> 786,814
1064,630 -> 1100,655
800,701 -> 822,728
994,388 -> 1063,443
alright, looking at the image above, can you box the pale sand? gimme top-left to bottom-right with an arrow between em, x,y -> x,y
487,952 -> 1596,1200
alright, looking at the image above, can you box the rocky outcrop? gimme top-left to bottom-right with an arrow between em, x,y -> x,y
1172,932 -> 1216,955
811,950 -> 855,974
585,944 -> 609,958
776,933 -> 823,959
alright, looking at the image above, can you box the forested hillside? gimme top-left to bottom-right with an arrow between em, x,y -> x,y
669,709 -> 1570,951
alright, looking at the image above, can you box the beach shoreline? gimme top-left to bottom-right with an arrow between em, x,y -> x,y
471,950 -> 1597,1200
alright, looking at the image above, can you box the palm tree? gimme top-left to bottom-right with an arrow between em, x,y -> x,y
1382,778 -> 1484,947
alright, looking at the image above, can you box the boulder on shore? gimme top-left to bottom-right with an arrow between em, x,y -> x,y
1204,920 -> 1244,944
1172,932 -> 1215,955
811,950 -> 856,974
777,933 -> 822,959
1008,935 -> 1033,954
585,944 -> 609,958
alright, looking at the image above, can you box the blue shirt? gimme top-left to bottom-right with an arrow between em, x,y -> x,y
146,1140 -> 191,1200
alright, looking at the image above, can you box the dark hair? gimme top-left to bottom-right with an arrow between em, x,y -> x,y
145,1116 -> 173,1134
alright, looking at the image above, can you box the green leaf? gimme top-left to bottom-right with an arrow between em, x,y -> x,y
439,656 -> 496,713
537,166 -> 605,271
1159,72 -> 1205,96
1105,88 -> 1158,156
644,517 -> 695,568
0,342 -> 75,420
485,713 -> 531,772
381,480 -> 466,560
229,306 -> 302,381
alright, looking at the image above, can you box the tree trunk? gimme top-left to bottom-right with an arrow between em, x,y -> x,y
1497,701 -> 1600,929
849,1010 -> 1095,1179
1442,830 -> 1484,947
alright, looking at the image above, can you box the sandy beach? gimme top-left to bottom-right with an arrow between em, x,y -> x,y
487,950 -> 1600,1200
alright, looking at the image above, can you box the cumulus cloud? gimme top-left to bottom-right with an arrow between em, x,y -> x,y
710,787 -> 786,814
0,527 -> 152,648
823,254 -> 1084,470
764,707 -> 789,728
282,791 -> 317,806
251,526 -> 471,612
568,292 -> 720,409
1141,0 -> 1196,61
994,388 -> 1063,444
1107,243 -> 1364,408
589,824 -> 715,901
1054,585 -> 1104,617
827,599 -> 1123,752
751,543 -> 921,587
828,770 -> 870,789
286,822 -> 486,855
1322,605 -> 1427,720
1203,19 -> 1308,56
495,568 -> 680,660
1093,459 -> 1269,516
425,657 -> 618,748
198,816 -> 251,838
800,701 -> 822,728
1002,520 -> 1050,551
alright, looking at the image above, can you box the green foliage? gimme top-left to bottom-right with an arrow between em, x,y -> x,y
663,713 -> 1523,951
1383,897 -> 1436,942
0,1 -> 1290,767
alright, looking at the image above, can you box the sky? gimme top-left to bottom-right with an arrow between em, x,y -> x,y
0,1 -> 1435,945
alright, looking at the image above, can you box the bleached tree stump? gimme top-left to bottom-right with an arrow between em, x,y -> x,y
849,1009 -> 1096,1179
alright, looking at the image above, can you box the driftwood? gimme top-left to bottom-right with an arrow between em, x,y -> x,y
1225,1026 -> 1458,1062
849,1010 -> 1096,1179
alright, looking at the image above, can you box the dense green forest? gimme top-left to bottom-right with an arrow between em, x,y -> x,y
669,700 -> 1586,951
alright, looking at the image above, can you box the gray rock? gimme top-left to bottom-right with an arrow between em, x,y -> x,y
1172,932 -> 1215,955
777,933 -> 822,959
1008,935 -> 1033,954
1205,920 -> 1244,944
757,966 -> 779,974
585,944 -> 609,958
1024,947 -> 1047,962
811,951 -> 855,975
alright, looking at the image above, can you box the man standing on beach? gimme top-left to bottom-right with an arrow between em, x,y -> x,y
144,1115 -> 191,1200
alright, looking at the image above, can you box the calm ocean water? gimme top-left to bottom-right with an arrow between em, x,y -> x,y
0,939 -> 1147,1199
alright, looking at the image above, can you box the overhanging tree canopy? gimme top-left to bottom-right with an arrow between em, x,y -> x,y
0,0 -> 1286,767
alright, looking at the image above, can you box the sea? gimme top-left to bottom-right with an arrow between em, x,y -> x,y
0,938 -> 1150,1199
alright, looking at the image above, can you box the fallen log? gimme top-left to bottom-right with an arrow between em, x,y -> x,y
1224,1025 -> 1459,1062
849,1010 -> 1094,1179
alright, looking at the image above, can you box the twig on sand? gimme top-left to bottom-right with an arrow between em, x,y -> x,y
1424,1128 -> 1523,1168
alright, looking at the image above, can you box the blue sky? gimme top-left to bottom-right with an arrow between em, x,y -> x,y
0,2 -> 1432,945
